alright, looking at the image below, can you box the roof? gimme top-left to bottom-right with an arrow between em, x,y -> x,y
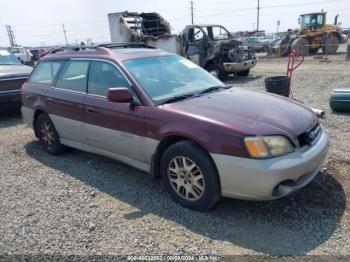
300,12 -> 326,16
185,24 -> 225,28
42,45 -> 173,62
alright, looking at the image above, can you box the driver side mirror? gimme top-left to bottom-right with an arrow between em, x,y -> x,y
107,88 -> 133,103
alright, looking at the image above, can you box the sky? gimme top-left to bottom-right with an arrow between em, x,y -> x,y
0,0 -> 349,47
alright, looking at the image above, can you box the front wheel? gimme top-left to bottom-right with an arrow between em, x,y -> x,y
205,64 -> 226,80
291,38 -> 310,56
236,69 -> 250,77
160,141 -> 221,211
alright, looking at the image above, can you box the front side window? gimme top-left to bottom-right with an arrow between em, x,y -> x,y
211,26 -> 230,40
188,28 -> 204,43
29,61 -> 64,85
123,55 -> 224,104
316,15 -> 324,26
88,61 -> 130,97
56,61 -> 89,93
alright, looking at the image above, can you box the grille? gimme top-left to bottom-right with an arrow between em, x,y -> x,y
298,123 -> 321,147
0,78 -> 27,92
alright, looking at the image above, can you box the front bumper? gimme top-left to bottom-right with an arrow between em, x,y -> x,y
222,59 -> 257,73
211,130 -> 329,200
0,90 -> 21,108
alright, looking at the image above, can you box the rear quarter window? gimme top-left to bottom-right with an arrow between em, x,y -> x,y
29,61 -> 64,85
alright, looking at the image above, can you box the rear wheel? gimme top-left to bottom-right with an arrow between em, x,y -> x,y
36,113 -> 65,155
160,141 -> 221,211
291,38 -> 309,56
323,35 -> 339,54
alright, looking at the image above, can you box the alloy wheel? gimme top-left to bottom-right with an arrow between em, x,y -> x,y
168,156 -> 205,201
40,122 -> 54,149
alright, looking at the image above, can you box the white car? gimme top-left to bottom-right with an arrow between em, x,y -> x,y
8,47 -> 32,64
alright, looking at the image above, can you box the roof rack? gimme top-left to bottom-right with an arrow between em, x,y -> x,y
97,42 -> 155,49
48,45 -> 97,54
47,42 -> 156,55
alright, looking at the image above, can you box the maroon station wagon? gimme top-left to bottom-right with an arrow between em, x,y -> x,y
21,44 -> 329,210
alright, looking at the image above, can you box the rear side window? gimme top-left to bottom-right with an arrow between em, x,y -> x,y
56,61 -> 89,93
29,61 -> 63,85
88,61 -> 130,97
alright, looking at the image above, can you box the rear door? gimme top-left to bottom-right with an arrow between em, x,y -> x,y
82,60 -> 149,162
47,60 -> 89,144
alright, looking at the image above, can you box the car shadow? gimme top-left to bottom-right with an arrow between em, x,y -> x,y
225,75 -> 263,85
0,108 -> 23,128
24,141 -> 346,256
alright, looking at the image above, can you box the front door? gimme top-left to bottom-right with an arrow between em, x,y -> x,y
183,27 -> 207,67
82,60 -> 149,163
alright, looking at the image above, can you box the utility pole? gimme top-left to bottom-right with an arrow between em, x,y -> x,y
62,24 -> 68,46
277,20 -> 280,34
190,0 -> 194,25
257,0 -> 260,32
6,25 -> 13,47
6,25 -> 16,47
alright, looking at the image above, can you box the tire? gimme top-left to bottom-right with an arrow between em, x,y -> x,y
322,35 -> 339,54
35,113 -> 65,155
160,141 -> 221,211
236,69 -> 250,77
291,38 -> 309,56
205,64 -> 226,80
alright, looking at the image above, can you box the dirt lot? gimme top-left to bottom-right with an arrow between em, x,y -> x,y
0,52 -> 350,258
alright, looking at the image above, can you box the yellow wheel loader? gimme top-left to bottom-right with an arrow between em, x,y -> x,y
271,12 -> 346,56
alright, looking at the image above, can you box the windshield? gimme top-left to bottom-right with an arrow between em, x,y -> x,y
300,14 -> 324,30
123,55 -> 225,104
0,51 -> 21,65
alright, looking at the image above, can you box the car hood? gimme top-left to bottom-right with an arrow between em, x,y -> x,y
163,88 -> 317,142
0,64 -> 32,80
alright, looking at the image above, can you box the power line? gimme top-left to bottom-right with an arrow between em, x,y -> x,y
171,0 -> 339,21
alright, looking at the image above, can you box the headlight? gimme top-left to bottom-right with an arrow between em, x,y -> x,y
244,136 -> 294,158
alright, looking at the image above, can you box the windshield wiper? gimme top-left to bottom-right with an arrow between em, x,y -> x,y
159,94 -> 195,105
197,85 -> 228,95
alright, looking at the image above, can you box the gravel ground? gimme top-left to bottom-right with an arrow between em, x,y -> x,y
0,52 -> 350,258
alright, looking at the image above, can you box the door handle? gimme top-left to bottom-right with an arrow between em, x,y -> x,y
87,107 -> 94,113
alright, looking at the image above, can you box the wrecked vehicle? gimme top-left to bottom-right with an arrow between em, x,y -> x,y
108,12 -> 257,79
